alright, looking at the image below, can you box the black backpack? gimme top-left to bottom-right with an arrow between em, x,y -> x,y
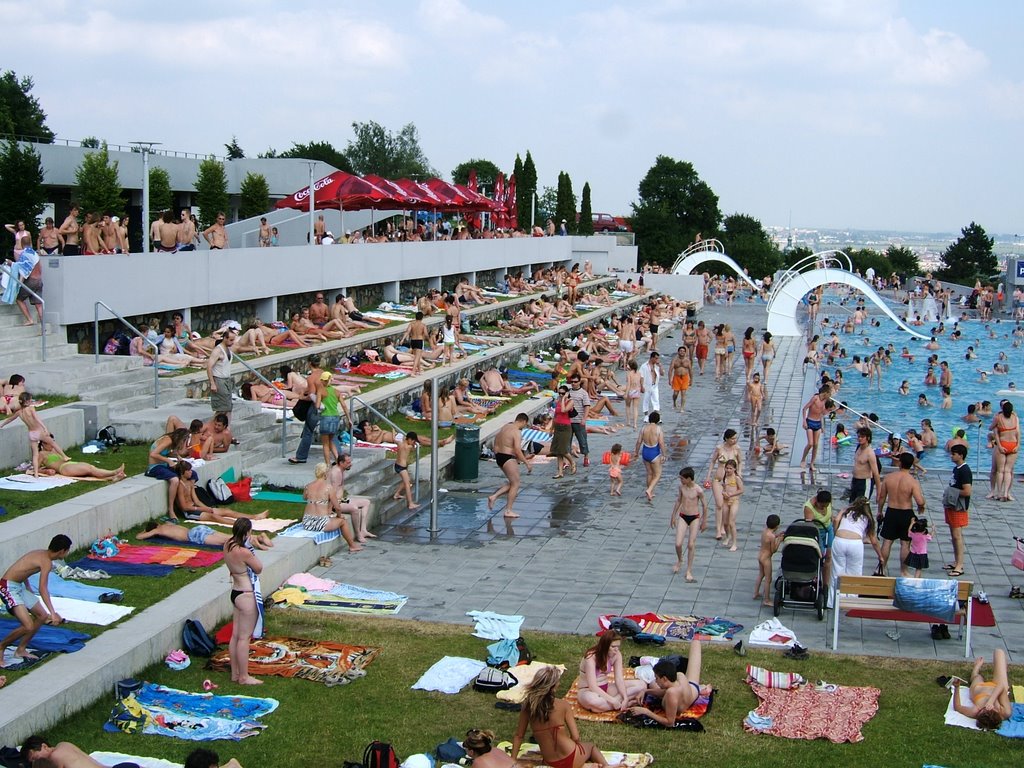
182,618 -> 217,656
97,425 -> 126,451
363,742 -> 399,768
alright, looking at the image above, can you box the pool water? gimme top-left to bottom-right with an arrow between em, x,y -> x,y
814,297 -> 1023,470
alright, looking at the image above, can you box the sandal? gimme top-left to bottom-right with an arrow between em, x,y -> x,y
947,568 -> 964,577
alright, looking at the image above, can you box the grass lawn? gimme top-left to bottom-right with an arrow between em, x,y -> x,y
38,613 -> 1017,768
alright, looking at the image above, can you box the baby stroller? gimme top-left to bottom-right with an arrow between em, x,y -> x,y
773,520 -> 826,620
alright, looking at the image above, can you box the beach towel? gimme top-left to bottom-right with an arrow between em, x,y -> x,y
0,473 -> 76,491
87,543 -> 222,568
349,362 -> 408,376
44,596 -> 134,626
498,741 -> 653,768
2,647 -> 51,669
91,752 -> 182,768
566,668 -> 712,725
496,662 -> 568,703
251,489 -> 305,503
271,575 -> 408,614
744,682 -> 880,743
748,618 -> 800,649
209,636 -> 379,687
0,620 -> 88,652
597,612 -> 743,641
198,517 -> 294,532
745,665 -> 806,689
28,571 -> 122,603
411,656 -> 487,694
467,610 -> 524,639
67,559 -> 174,577
277,522 -> 339,545
248,544 -> 264,639
998,687 -> 1024,738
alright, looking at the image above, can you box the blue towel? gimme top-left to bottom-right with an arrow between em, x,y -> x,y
893,578 -> 958,623
28,571 -> 123,603
486,638 -> 519,668
997,703 -> 1024,738
0,619 -> 89,652
67,559 -> 174,577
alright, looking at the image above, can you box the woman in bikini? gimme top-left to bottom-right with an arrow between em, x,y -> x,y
224,518 -> 263,685
634,411 -> 666,501
1,374 -> 26,415
0,393 -> 70,477
255,320 -> 308,348
952,650 -> 1014,730
463,729 -> 514,768
989,400 -> 1019,501
301,462 -> 362,552
576,630 -> 646,713
511,666 -> 612,768
741,326 -> 757,381
38,453 -> 125,482
719,459 -> 744,551
712,324 -> 728,378
704,429 -> 742,539
232,323 -> 273,355
240,381 -> 301,408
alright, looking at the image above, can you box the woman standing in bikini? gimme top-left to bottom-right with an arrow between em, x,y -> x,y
0,393 -> 70,477
301,462 -> 362,552
712,324 -> 728,379
224,518 -> 263,685
576,630 -> 646,713
511,666 -> 612,768
741,327 -> 757,381
759,332 -> 776,384
989,400 -> 1019,501
704,429 -> 742,538
634,411 -> 666,501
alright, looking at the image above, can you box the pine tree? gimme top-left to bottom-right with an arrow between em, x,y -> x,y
0,139 -> 46,234
194,158 -> 229,229
147,167 -> 173,219
937,222 -> 997,285
578,182 -> 594,235
522,151 -> 537,228
513,154 -> 526,230
239,172 -> 271,220
74,143 -> 124,219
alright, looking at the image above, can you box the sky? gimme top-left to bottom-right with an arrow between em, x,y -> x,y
3,0 -> 1022,234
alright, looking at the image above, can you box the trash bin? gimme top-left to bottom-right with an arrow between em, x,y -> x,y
453,424 -> 480,481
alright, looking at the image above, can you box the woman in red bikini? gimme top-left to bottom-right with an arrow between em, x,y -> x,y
511,666 -> 612,768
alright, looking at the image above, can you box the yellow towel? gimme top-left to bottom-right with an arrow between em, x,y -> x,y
496,661 -> 567,703
1013,685 -> 1024,703
498,742 -> 653,768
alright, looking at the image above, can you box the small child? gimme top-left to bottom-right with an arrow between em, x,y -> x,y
759,427 -> 787,456
754,514 -> 782,606
670,467 -> 706,581
608,443 -> 624,497
0,392 -> 70,477
906,517 -> 931,577
721,459 -> 744,551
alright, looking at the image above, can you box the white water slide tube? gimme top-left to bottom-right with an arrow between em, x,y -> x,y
766,267 -> 929,340
671,240 -> 760,293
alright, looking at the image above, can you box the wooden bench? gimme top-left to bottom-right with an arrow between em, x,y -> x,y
831,575 -> 974,657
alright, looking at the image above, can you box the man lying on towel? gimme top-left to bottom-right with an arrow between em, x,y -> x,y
21,735 -> 119,768
629,639 -> 712,726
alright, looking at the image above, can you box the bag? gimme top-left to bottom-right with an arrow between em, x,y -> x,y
182,618 -> 217,656
1012,536 -> 1024,571
207,478 -> 235,504
608,617 -> 641,636
363,742 -> 400,768
632,632 -> 666,646
293,399 -> 312,422
115,677 -> 143,701
98,425 -> 126,451
568,407 -> 579,418
194,485 -> 218,507
226,476 -> 252,503
435,738 -> 467,764
102,330 -> 132,356
892,577 -> 958,623
515,636 -> 533,665
473,666 -> 518,692
942,485 -> 967,511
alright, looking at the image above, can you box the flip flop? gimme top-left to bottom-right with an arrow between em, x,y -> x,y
947,568 -> 964,577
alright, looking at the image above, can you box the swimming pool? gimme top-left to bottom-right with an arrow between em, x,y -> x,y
814,296 -> 1023,470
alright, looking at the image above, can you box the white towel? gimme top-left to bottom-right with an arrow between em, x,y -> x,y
0,473 -> 77,491
199,517 -> 293,532
748,617 -> 799,648
91,751 -> 183,768
411,655 -> 486,694
944,687 -> 981,730
466,610 -> 524,639
48,597 -> 134,626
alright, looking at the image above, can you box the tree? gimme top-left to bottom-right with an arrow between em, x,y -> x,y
224,136 -> 245,160
578,182 -> 594,235
786,246 -> 814,266
0,71 -> 54,142
80,136 -> 101,149
345,121 -> 436,179
884,245 -> 920,278
277,140 -> 353,173
147,167 -> 173,220
555,171 -> 577,234
512,154 -> 525,230
719,213 -> 781,280
937,222 -> 996,285
521,151 -> 537,226
0,140 -> 46,235
535,186 -> 557,224
74,143 -> 124,218
631,155 -> 721,268
451,158 -> 501,189
194,158 -> 229,229
239,172 -> 270,220
845,248 -> 889,280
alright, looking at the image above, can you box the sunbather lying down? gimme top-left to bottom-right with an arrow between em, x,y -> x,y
356,421 -> 454,447
139,520 -> 274,550
951,649 -> 1014,729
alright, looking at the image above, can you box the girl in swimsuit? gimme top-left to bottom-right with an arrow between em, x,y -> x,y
952,650 -> 1014,729
741,327 -> 757,380
241,381 -> 301,407
624,360 -> 643,429
463,729 -> 514,768
759,332 -> 775,384
301,463 -> 362,551
576,630 -> 646,712
634,411 -> 666,501
1,374 -> 25,415
990,401 -> 1019,501
0,393 -> 69,477
705,429 -> 741,538
224,518 -> 263,685
720,460 -> 743,551
512,666 -> 612,768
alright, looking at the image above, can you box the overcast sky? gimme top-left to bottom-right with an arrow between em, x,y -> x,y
4,0 -> 1021,234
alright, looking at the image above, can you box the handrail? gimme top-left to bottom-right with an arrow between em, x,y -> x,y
229,350 -> 289,459
93,301 -> 160,407
669,238 -> 725,275
768,250 -> 854,307
347,395 -> 421,503
1,262 -> 46,361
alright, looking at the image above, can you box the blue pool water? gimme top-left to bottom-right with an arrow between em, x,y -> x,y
814,298 -> 1023,470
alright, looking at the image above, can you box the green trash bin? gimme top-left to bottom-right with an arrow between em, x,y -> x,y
453,424 -> 480,481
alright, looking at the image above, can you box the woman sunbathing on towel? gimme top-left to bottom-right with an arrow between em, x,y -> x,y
357,420 -> 453,448
139,520 -> 273,550
952,650 -> 1014,729
382,341 -> 435,369
301,462 -> 362,552
290,311 -> 341,342
38,453 -> 125,482
241,382 -> 301,407
255,321 -> 309,348
577,630 -> 647,712
232,323 -> 273,355
463,729 -> 514,768
512,666 -> 613,768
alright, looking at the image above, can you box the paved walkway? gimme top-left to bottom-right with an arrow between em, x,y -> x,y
324,302 -> 1024,662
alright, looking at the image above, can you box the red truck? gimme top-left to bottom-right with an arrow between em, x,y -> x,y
590,213 -> 632,232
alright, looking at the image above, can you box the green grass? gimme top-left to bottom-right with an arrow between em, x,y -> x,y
37,614 -> 1017,768
34,394 -> 81,410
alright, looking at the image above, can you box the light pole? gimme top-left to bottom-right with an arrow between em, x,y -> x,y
530,191 -> 537,230
130,141 -> 161,253
306,161 -> 317,246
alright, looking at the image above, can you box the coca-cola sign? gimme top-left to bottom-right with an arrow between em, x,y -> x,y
293,175 -> 336,203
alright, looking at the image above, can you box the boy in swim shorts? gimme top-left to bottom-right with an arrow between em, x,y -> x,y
670,467 -> 705,581
0,535 -> 71,661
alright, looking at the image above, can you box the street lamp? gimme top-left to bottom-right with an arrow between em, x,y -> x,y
130,141 -> 162,253
306,161 -> 317,246
530,191 -> 537,230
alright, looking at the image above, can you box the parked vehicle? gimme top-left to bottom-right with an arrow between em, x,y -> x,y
590,213 -> 632,232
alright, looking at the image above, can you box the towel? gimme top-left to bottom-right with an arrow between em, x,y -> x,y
944,686 -> 981,730
45,596 -> 134,626
278,522 -> 340,545
0,620 -> 88,653
748,618 -> 799,648
197,517 -> 294,532
745,665 -> 806,689
28,571 -> 122,603
745,683 -> 880,743
0,473 -> 76,491
496,662 -> 568,703
91,752 -> 183,768
412,656 -> 487,694
67,559 -> 174,577
467,610 -> 524,639
248,544 -> 264,639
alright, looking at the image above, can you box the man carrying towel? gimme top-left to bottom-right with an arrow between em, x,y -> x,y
0,535 -> 71,661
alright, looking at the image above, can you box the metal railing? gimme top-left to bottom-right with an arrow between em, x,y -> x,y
94,301 -> 159,407
3,133 -> 223,160
669,238 -> 726,275
229,349 -> 289,458
347,395 -> 421,503
1,262 -> 46,361
767,250 -> 853,308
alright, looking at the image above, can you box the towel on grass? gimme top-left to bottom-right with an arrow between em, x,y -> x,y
209,636 -> 379,687
597,612 -> 743,641
496,662 -> 567,703
45,596 -> 134,625
67,559 -> 174,577
467,610 -> 524,639
277,522 -> 339,545
745,665 -> 806,690
271,575 -> 408,615
197,517 -> 294,532
0,473 -> 76,491
1,647 -> 51,669
947,685 -> 1024,738
497,741 -> 653,768
412,656 -> 487,694
88,543 -> 222,568
744,682 -> 880,743
0,620 -> 88,653
28,571 -> 122,603
91,752 -> 182,768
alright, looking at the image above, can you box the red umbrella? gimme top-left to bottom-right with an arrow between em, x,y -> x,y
275,171 -> 397,211
394,178 -> 444,208
362,175 -> 426,209
423,178 -> 477,212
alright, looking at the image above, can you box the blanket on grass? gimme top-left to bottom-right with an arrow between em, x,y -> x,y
348,362 -> 409,376
497,741 -> 653,768
106,683 -> 277,741
87,543 -> 222,568
67,559 -> 174,577
566,669 -> 712,726
945,685 -> 1024,738
0,620 -> 88,653
598,612 -> 743,641
91,752 -> 182,768
28,571 -> 122,603
412,655 -> 486,694
269,581 -> 408,615
209,636 -> 379,687
46,596 -> 133,625
0,473 -> 76,491
743,682 -> 880,743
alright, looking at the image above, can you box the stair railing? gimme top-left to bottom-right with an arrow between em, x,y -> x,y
347,395 -> 420,503
93,301 -> 159,407
229,350 -> 289,459
1,262 -> 46,361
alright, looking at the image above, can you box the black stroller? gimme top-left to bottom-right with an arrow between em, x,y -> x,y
773,520 -> 827,620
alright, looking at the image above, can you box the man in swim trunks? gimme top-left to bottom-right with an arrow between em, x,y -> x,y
177,208 -> 197,251
203,212 -> 229,249
876,452 -> 926,576
487,414 -> 532,518
670,346 -> 692,412
58,205 -> 80,255
20,735 -> 113,768
799,384 -> 832,470
851,427 -> 881,501
0,534 -> 70,661
629,638 -> 709,726
694,321 -> 710,375
392,431 -> 419,510
155,209 -> 179,252
138,521 -> 273,550
36,217 -> 64,255
401,311 -> 428,375
943,444 -> 972,577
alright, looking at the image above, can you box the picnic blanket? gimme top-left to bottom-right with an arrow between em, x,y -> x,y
412,655 -> 487,694
209,636 -> 379,687
87,544 -> 222,568
0,620 -> 88,653
743,682 -> 880,743
598,612 -> 743,641
269,574 -> 408,615
566,668 -> 712,725
67,559 -> 174,577
0,473 -> 76,491
498,741 -> 653,768
278,522 -> 339,545
106,682 -> 278,741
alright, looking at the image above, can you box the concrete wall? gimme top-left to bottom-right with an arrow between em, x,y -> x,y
620,273 -> 704,307
0,407 -> 85,470
42,237 -> 638,326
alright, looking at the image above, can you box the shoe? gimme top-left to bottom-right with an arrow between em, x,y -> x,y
1009,586 -> 1023,599
583,457 -> 590,467
978,591 -> 989,605
733,640 -> 746,657
930,624 -> 942,640
936,675 -> 952,688
288,458 -> 307,464
940,624 -> 951,640
947,568 -> 964,577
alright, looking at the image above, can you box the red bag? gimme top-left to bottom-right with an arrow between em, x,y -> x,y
1012,537 -> 1024,571
226,476 -> 252,503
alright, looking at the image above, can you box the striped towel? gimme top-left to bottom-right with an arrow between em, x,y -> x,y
521,428 -> 552,447
745,664 -> 805,689
248,544 -> 265,639
278,522 -> 340,545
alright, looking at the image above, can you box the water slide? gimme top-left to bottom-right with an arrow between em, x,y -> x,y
766,266 -> 929,340
671,239 -> 760,292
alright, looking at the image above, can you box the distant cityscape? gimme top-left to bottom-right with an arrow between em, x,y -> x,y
766,226 -> 1022,271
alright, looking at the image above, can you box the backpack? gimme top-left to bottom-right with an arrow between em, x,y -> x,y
98,425 -> 126,451
473,666 -> 518,693
363,742 -> 400,768
207,477 -> 235,504
102,330 -> 132,356
515,636 -> 533,665
182,618 -> 217,656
